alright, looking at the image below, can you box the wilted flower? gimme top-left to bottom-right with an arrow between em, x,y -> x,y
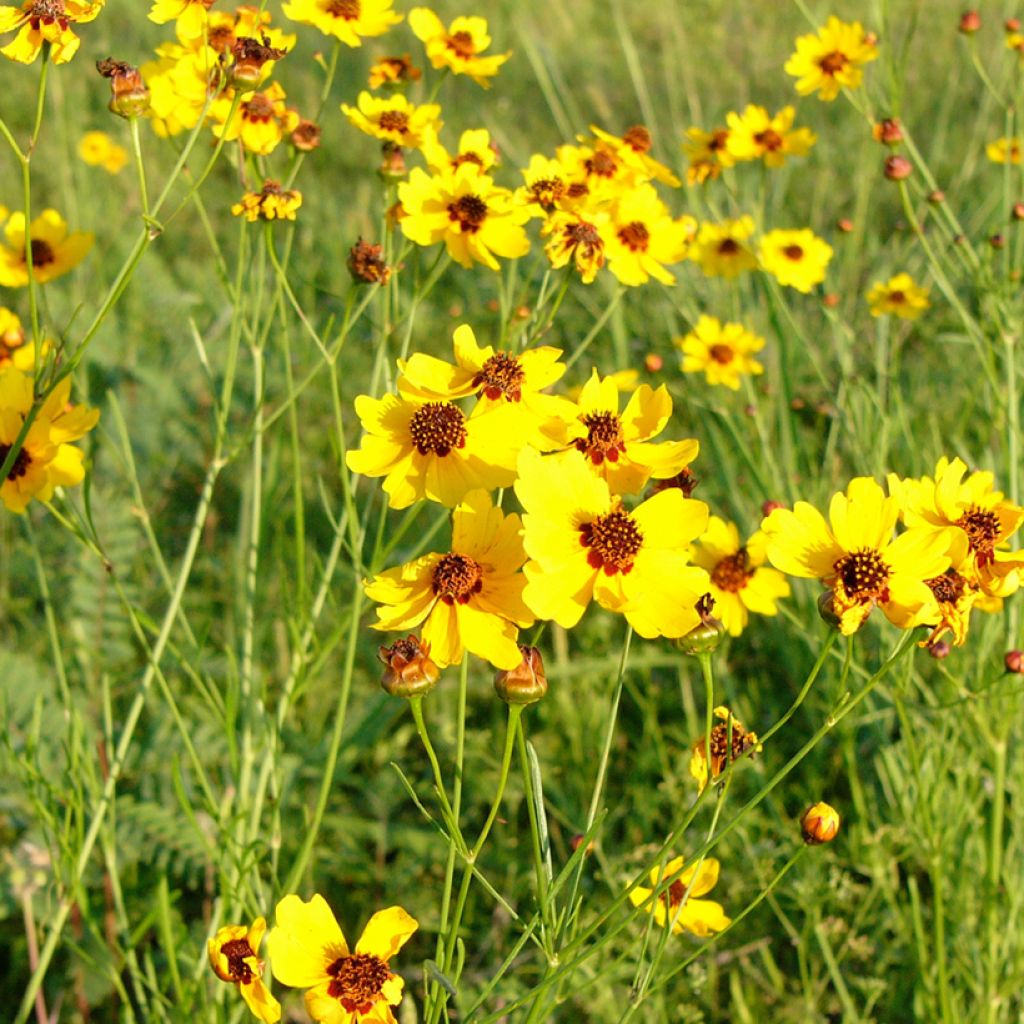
688,706 -> 762,792
379,635 -> 440,697
494,645 -> 547,705
231,181 -> 303,223
207,918 -> 281,1023
347,238 -> 391,285
96,58 -> 151,118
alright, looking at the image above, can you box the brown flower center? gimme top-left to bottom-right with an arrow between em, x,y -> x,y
408,402 -> 467,457
326,953 -> 390,1012
378,110 -> 410,135
579,507 -> 643,575
0,443 -> 32,481
717,237 -> 740,255
708,129 -> 729,153
711,550 -> 752,592
29,239 -> 55,267
957,505 -> 1001,562
219,938 -> 256,985
926,568 -> 968,604
585,150 -> 617,178
699,717 -> 757,782
834,548 -> 890,601
243,92 -> 274,122
326,0 -> 360,20
754,128 -> 784,151
471,352 -> 525,402
708,343 -> 734,365
783,244 -> 804,261
661,878 -> 689,908
575,411 -> 625,465
432,553 -> 483,604
29,0 -> 67,27
528,177 -> 565,209
622,125 -> 652,153
447,194 -> 488,234
617,222 -> 650,252
888,290 -> 905,304
208,25 -> 235,52
446,29 -> 476,58
818,50 -> 848,75
563,220 -> 602,254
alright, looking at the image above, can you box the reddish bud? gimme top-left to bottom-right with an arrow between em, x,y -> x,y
379,636 -> 440,698
291,119 -> 322,152
348,238 -> 391,285
837,217 -> 854,233
959,11 -> 981,33
644,353 -> 663,372
96,58 -> 150,118
873,118 -> 904,145
928,640 -> 952,659
928,189 -> 946,204
991,233 -> 1006,249
801,802 -> 841,845
761,500 -> 786,517
823,293 -> 840,308
1005,650 -> 1024,673
1006,18 -> 1021,32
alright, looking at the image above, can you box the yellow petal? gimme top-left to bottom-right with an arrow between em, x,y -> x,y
355,906 -> 418,960
266,894 -> 347,989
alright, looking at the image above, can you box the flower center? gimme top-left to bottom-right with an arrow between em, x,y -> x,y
579,508 -> 643,575
326,953 -> 390,1012
0,443 -> 32,481
29,0 -> 66,27
617,222 -> 649,252
818,50 -> 848,75
326,0 -> 360,20
219,938 -> 256,985
708,719 -> 755,766
471,352 -> 525,402
754,128 -> 784,151
528,177 -> 565,209
926,568 -> 968,604
717,237 -> 740,255
585,150 -> 617,178
660,878 -> 689,908
622,125 -> 652,153
408,402 -> 467,457
208,24 -> 235,51
710,550 -> 752,592
452,151 -> 484,169
447,194 -> 488,234
447,29 -> 476,58
563,220 -> 602,253
575,411 -> 625,465
708,343 -> 734,365
243,93 -> 274,122
833,548 -> 890,601
888,290 -> 905,304
378,110 -> 410,135
29,239 -> 55,267
957,505 -> 1001,562
432,552 -> 483,604
783,244 -> 804,261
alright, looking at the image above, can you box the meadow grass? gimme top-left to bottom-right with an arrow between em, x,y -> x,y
2,1 -> 1024,1022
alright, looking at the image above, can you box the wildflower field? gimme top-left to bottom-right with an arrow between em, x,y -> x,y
3,0 -> 1024,1020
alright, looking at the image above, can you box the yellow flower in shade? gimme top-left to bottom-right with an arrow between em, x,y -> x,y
207,918 -> 281,1024
629,855 -> 731,937
421,126 -> 496,175
0,367 -> 100,513
266,894 -> 417,1024
516,447 -> 710,637
603,184 -> 695,287
784,16 -> 879,101
542,208 -> 610,284
682,126 -> 733,185
365,490 -> 534,669
231,181 -> 303,222
758,228 -> 832,293
986,137 -> 1022,164
724,105 -> 815,167
368,53 -> 421,88
555,369 -> 699,495
677,315 -> 764,391
408,7 -> 509,87
690,518 -> 790,636
0,210 -> 92,288
866,273 -> 930,319
689,216 -> 757,279
341,91 -> 441,149
761,476 -> 950,636
345,390 -> 520,509
397,324 -> 572,449
398,163 -> 530,271
78,131 -> 128,174
589,125 -> 681,187
688,706 -> 761,792
211,82 -> 300,155
0,0 -> 103,64
281,0 -> 402,47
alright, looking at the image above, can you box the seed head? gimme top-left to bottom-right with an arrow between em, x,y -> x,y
379,635 -> 440,698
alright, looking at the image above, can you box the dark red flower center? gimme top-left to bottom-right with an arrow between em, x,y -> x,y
219,938 -> 256,985
408,402 -> 467,456
432,552 -> 483,604
833,547 -> 890,602
326,953 -> 390,1012
447,194 -> 488,234
471,352 -> 525,402
711,550 -> 752,592
579,508 -> 643,575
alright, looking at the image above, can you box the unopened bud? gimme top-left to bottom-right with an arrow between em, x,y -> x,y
291,119 -> 322,152
1013,202 -> 1024,221
817,591 -> 841,630
801,802 -> 840,845
378,141 -> 407,181
379,636 -> 439,698
96,58 -> 150,118
644,353 -> 663,372
928,189 -> 946,204
1005,649 -> 1024,673
650,467 -> 698,498
836,217 -> 854,233
348,238 -> 392,285
570,834 -> 595,856
494,646 -> 548,705
823,293 -> 840,308
873,118 -> 904,145
991,233 -> 1006,249
928,639 -> 952,659
1006,18 -> 1021,33
761,500 -> 786,516
959,11 -> 981,34
884,155 -> 913,180
675,594 -> 725,655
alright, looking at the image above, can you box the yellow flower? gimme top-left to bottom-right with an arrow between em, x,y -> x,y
541,208 -> 609,284
408,7 -> 509,87
516,447 -> 710,637
761,476 -> 950,635
281,0 -> 402,47
677,315 -> 764,391
866,273 -> 930,319
690,518 -> 790,635
920,564 -> 982,648
207,918 -> 281,1024
724,105 -> 815,167
689,216 -> 758,278
682,126 -> 733,185
341,90 -> 441,149
266,894 -> 416,1024
345,390 -> 520,509
365,490 -> 534,669
784,16 -> 879,101
556,140 -> 639,204
421,126 -> 496,175
141,43 -> 215,138
603,184 -> 695,287
629,855 -> 731,937
231,181 -> 303,222
987,137 -> 1022,164
78,130 -> 128,174
688,706 -> 761,792
758,228 -> 832,293
368,53 -> 421,88
398,163 -> 530,271
589,124 -> 680,187
0,367 -> 100,513
148,0 -> 211,37
0,0 -> 103,64
0,210 -> 92,288
211,82 -> 300,155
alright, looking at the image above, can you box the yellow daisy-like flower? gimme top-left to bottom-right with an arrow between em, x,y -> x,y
541,208 -> 609,284
556,140 -> 639,204
517,153 -> 573,217
986,137 -> 1022,165
365,490 -> 534,669
148,0 -> 210,35
0,210 -> 92,288
689,216 -> 758,279
266,894 -> 417,1024
368,53 -> 421,88
690,518 -> 790,635
758,228 -> 832,293
724,105 -> 815,167
398,163 -> 530,271
207,918 -> 281,1024
688,706 -> 761,793
281,0 -> 402,47
341,91 -> 441,149
516,447 -> 710,637
589,124 -> 681,187
677,315 -> 765,391
345,389 -> 519,509
555,369 -> 699,495
682,126 -> 733,185
603,184 -> 695,287
211,82 -> 300,155
141,43 -> 214,138
78,130 -> 128,174
0,367 -> 100,513
761,476 -> 950,636
408,7 -> 509,87
629,855 -> 731,937
866,273 -> 930,319
231,181 -> 303,222
421,126 -> 496,175
784,16 -> 879,102
0,0 -> 103,64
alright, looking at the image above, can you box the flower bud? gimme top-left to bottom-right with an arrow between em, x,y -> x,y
379,636 -> 439,698
1005,649 -> 1024,674
378,141 -> 407,182
991,233 -> 1006,250
836,217 -> 854,233
928,639 -> 952,659
817,591 -> 841,630
1007,18 -> 1021,33
761,499 -> 786,517
644,352 -> 663,372
228,35 -> 287,90
959,11 -> 981,34
822,293 -> 840,308
676,594 -> 725,655
801,802 -> 840,845
291,119 -> 322,152
650,467 -> 698,498
928,189 -> 946,204
348,238 -> 392,285
494,646 -> 548,705
884,155 -> 913,181
96,58 -> 150,119
872,118 -> 903,146
1013,202 -> 1024,221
